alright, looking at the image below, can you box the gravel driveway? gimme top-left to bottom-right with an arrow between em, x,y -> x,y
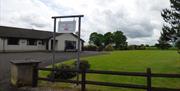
0,51 -> 104,91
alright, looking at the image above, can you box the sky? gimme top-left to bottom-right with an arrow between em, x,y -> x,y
0,0 -> 170,45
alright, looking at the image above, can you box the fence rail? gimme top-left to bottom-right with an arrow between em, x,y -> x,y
35,67 -> 180,91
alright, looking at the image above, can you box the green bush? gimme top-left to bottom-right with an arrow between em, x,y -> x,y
127,45 -> 146,50
127,45 -> 136,50
48,64 -> 76,80
74,60 -> 90,70
104,44 -> 114,51
155,43 -> 172,50
139,44 -> 146,50
83,45 -> 98,51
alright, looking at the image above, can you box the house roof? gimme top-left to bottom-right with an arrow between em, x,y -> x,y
0,26 -> 84,42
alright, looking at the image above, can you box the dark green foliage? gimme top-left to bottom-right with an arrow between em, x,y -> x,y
48,64 -> 76,80
127,45 -> 146,50
83,45 -> 98,51
89,32 -> 104,47
145,44 -> 150,47
89,31 -> 127,50
160,0 -> 180,49
74,60 -> 90,70
155,42 -> 172,50
104,44 -> 114,51
104,32 -> 113,46
113,31 -> 127,50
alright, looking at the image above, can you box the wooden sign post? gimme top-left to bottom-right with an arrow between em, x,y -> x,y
52,15 -> 84,84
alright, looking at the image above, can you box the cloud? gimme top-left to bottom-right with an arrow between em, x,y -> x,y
0,0 -> 170,45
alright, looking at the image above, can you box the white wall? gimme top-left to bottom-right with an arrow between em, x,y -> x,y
49,34 -> 83,51
2,38 -> 46,52
0,34 -> 83,52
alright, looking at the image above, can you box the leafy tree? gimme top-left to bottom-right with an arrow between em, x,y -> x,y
157,34 -> 172,49
160,0 -> 180,48
113,31 -> 127,49
89,32 -> 104,47
155,42 -> 172,50
89,31 -> 128,50
104,32 -> 113,46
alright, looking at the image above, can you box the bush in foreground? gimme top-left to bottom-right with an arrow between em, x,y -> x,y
74,60 -> 90,70
48,60 -> 90,80
48,64 -> 76,80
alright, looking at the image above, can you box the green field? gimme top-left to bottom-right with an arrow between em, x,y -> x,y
40,50 -> 180,91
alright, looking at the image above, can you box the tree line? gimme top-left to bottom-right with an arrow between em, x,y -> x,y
88,31 -> 127,50
86,0 -> 179,52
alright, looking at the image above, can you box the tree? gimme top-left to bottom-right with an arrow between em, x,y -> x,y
104,32 -> 113,46
157,33 -> 172,49
89,32 -> 104,47
113,31 -> 127,49
155,41 -> 172,50
160,0 -> 180,47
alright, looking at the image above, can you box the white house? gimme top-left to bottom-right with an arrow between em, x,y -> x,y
0,26 -> 84,52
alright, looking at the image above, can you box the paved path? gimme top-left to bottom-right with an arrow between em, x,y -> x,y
0,51 -> 104,91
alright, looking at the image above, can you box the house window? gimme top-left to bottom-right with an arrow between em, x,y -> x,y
7,38 -> 19,45
38,40 -> 45,45
27,39 -> 37,45
38,41 -> 42,45
65,40 -> 76,50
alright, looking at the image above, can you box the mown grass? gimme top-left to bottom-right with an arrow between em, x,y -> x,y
39,50 -> 180,91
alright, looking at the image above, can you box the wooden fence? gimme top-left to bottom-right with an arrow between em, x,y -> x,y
33,67 -> 180,91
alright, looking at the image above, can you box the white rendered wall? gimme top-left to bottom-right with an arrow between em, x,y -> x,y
49,34 -> 83,51
3,39 -> 46,52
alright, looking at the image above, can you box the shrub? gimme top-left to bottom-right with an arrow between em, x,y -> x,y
155,43 -> 172,50
127,45 -> 146,50
48,64 -> 76,80
139,44 -> 146,50
127,45 -> 135,50
104,44 -> 114,51
97,46 -> 104,51
74,60 -> 90,70
83,45 -> 98,51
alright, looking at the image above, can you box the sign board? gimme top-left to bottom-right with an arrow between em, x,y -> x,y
58,20 -> 76,33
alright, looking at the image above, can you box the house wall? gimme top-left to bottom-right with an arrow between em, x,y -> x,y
49,34 -> 83,51
1,38 -> 46,52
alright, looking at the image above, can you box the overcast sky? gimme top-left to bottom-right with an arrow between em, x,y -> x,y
0,0 -> 170,45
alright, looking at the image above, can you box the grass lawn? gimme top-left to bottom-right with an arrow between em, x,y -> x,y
39,50 -> 180,91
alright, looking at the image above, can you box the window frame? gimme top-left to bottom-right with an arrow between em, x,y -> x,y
7,38 -> 19,45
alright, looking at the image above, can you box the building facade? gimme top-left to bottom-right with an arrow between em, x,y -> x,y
0,26 -> 84,52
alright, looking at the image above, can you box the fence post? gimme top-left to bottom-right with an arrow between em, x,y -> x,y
81,68 -> 86,91
32,63 -> 38,87
147,68 -> 152,91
